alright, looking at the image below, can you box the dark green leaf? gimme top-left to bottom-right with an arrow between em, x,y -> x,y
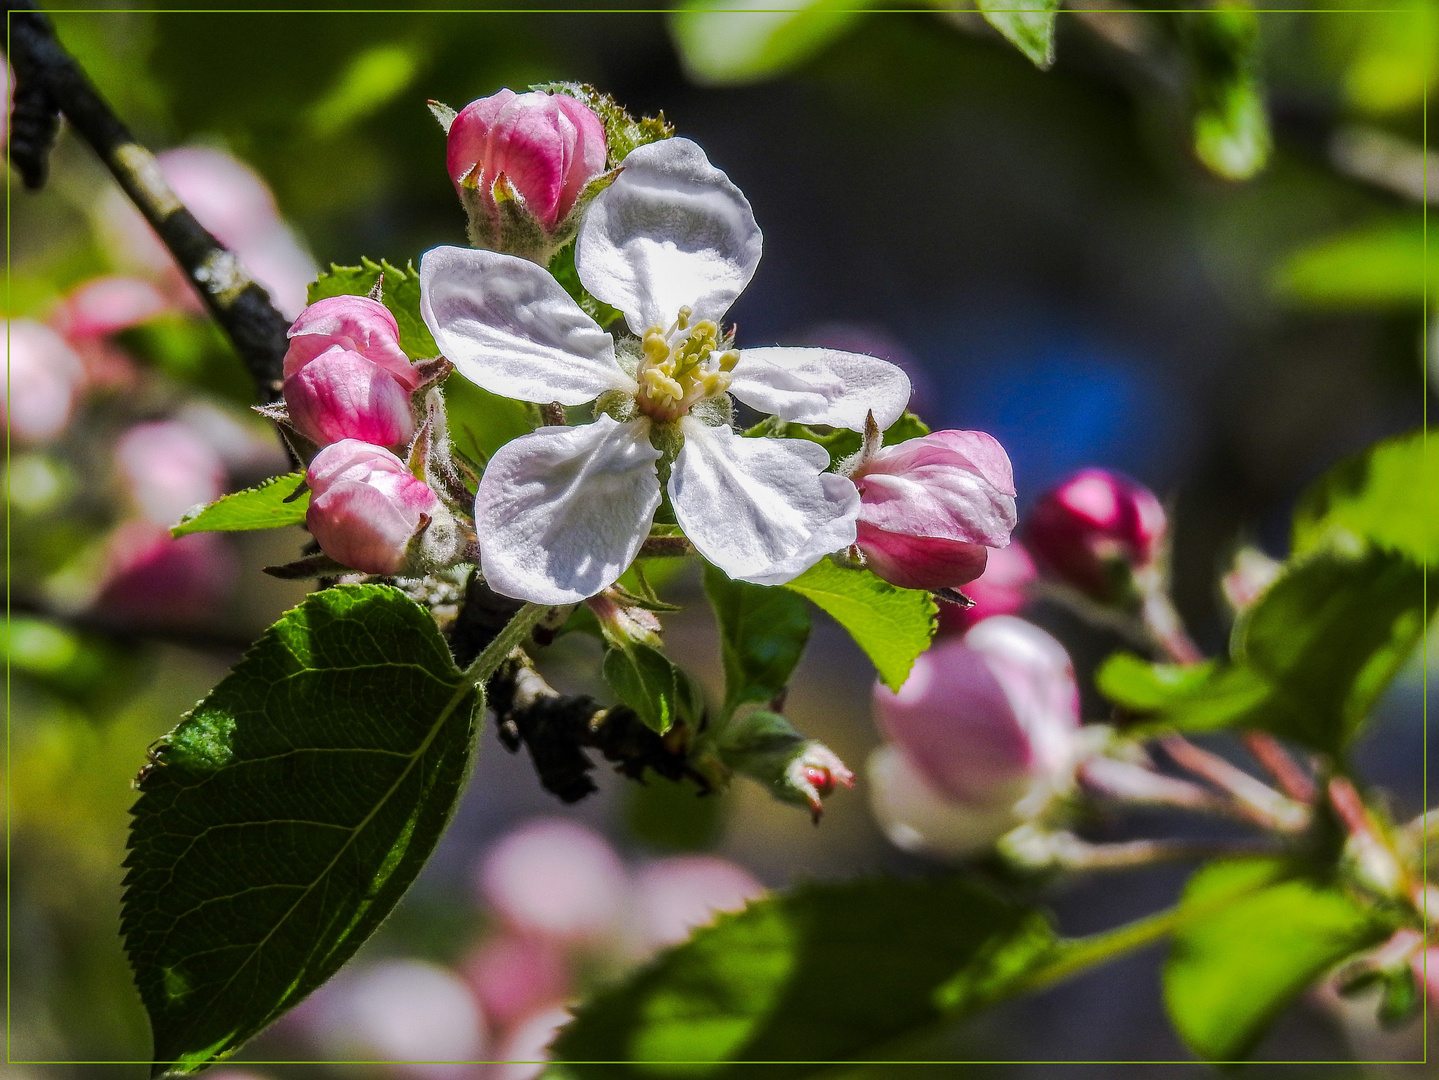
1293,428 -> 1438,563
308,258 -> 438,359
550,875 -> 1052,1078
170,472 -> 307,537
703,563 -> 811,714
603,642 -> 703,736
668,0 -> 874,86
122,585 -> 481,1075
978,0 -> 1059,69
1165,858 -> 1391,1060
1273,221 -> 1425,308
783,560 -> 936,692
1183,5 -> 1271,181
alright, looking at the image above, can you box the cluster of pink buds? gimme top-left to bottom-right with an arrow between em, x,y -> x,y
1025,467 -> 1168,604
277,296 -> 460,576
867,616 -> 1081,857
846,425 -> 1020,594
439,89 -> 611,263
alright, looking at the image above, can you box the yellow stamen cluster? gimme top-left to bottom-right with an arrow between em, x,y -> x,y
634,306 -> 739,422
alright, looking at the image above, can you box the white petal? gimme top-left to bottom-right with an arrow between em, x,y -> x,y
575,138 -> 762,333
476,415 -> 662,604
669,419 -> 858,586
419,245 -> 632,406
729,347 -> 912,432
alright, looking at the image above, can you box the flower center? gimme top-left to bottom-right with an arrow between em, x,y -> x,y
633,307 -> 738,422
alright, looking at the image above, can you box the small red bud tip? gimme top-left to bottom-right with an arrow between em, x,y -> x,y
803,765 -> 836,796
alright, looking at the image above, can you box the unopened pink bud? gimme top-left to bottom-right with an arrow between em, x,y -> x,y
305,440 -> 440,575
873,616 -> 1079,809
853,430 -> 1018,592
786,744 -> 855,820
1025,468 -> 1167,601
937,540 -> 1036,634
284,348 -> 416,448
447,89 -> 607,229
4,319 -> 85,444
283,295 -> 417,387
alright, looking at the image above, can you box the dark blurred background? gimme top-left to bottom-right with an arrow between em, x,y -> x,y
4,4 -> 1432,1076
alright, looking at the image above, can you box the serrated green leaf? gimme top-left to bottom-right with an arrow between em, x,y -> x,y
1273,221 -> 1425,308
1096,549 -> 1430,754
1183,4 -> 1271,181
121,585 -> 481,1075
783,560 -> 936,691
703,563 -> 811,714
669,0 -> 873,86
1293,428 -> 1437,563
603,642 -> 703,736
550,875 -> 1052,1077
170,472 -> 307,538
1164,858 -> 1391,1061
307,258 -> 438,359
978,0 -> 1059,69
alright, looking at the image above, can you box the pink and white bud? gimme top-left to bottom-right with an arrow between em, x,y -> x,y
305,440 -> 441,575
630,856 -> 765,951
283,295 -> 417,387
869,616 -> 1080,857
284,347 -> 416,448
463,933 -> 570,1031
852,430 -> 1018,592
1221,546 -> 1282,614
1026,468 -> 1167,602
474,817 -> 629,945
115,420 -> 227,525
448,90 -> 607,228
4,319 -> 86,444
93,523 -> 236,626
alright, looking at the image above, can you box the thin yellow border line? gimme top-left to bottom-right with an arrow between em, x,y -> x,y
2,4 -> 1427,1075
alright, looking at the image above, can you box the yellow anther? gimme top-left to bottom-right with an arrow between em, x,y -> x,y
675,306 -> 692,332
642,368 -> 685,402
717,350 -> 739,372
702,371 -> 732,396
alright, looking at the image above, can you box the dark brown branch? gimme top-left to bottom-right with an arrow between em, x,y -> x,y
5,1 -> 290,402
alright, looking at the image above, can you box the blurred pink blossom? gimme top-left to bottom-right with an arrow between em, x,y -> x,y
464,933 -> 570,1031
92,523 -> 236,625
115,420 -> 227,526
869,616 -> 1080,857
98,146 -> 317,318
937,540 -> 1036,634
50,275 -> 170,340
3,319 -> 86,444
631,855 -> 765,950
483,1005 -> 570,1080
475,818 -> 628,944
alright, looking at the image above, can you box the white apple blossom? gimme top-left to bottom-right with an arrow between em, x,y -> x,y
420,136 -> 912,604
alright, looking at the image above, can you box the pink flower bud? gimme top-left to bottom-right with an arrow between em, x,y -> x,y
115,420 -> 227,525
631,856 -> 765,950
284,348 -> 416,448
852,430 -> 1018,592
4,319 -> 85,444
937,540 -> 1036,634
283,295 -> 417,386
305,440 -> 440,575
448,90 -> 607,231
870,617 -> 1079,857
474,817 -> 629,944
1025,468 -> 1167,601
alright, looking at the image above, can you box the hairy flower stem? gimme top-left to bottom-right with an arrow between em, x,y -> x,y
463,601 -> 550,688
5,1 -> 290,401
